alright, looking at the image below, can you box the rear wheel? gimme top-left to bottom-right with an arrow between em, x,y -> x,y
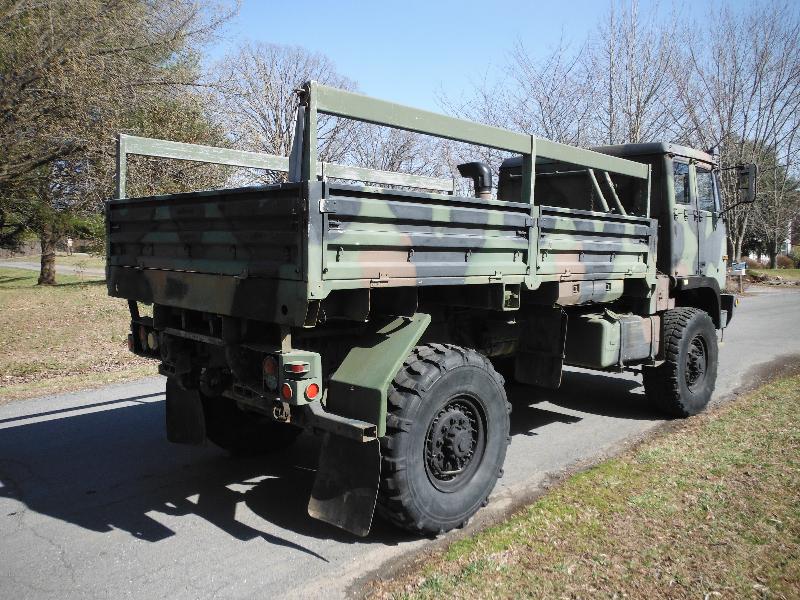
201,394 -> 301,455
643,307 -> 718,417
377,344 -> 511,535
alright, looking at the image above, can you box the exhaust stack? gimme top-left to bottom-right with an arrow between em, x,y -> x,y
457,162 -> 492,200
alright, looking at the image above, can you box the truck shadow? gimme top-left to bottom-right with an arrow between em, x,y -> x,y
0,396 -> 419,560
0,370 -> 655,555
507,369 -> 657,423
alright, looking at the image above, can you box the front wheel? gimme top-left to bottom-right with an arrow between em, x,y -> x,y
377,344 -> 511,535
643,307 -> 718,417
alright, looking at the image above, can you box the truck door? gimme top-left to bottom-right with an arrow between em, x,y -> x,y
693,163 -> 727,288
671,159 -> 698,277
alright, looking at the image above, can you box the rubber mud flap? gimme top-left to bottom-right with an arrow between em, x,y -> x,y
308,433 -> 380,537
165,378 -> 206,444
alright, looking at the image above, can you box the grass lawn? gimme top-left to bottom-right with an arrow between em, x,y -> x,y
749,268 -> 800,281
370,373 -> 800,599
5,251 -> 106,271
0,267 -> 155,404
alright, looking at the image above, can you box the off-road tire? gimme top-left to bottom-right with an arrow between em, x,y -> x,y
376,344 -> 511,535
201,394 -> 301,455
643,307 -> 718,418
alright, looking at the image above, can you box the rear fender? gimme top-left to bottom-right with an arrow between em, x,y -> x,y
326,313 -> 431,437
308,312 -> 430,536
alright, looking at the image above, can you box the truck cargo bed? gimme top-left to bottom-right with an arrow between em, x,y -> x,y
108,179 -> 656,326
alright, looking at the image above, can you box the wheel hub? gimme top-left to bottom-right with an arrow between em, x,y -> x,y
685,335 -> 708,391
425,401 -> 480,483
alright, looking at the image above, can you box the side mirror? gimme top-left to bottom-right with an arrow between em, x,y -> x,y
736,163 -> 758,204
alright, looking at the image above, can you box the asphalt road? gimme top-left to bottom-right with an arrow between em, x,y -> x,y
1,287 -> 798,599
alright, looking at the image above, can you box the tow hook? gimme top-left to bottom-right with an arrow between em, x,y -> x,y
273,400 -> 291,422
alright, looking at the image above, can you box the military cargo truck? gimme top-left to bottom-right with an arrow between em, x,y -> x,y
107,82 -> 756,536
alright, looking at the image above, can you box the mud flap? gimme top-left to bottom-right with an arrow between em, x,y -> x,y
165,378 -> 206,444
308,433 -> 381,537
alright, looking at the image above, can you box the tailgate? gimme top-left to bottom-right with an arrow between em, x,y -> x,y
107,183 -> 304,279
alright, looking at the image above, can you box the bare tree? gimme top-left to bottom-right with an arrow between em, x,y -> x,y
207,42 -> 358,183
587,0 -> 680,145
349,125 -> 441,177
436,74 -> 517,192
674,1 -> 800,260
439,0 -> 679,165
509,38 -> 594,146
750,126 -> 800,267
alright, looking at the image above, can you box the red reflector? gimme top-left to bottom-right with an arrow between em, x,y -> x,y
263,356 -> 278,375
305,383 -> 320,400
290,363 -> 307,373
281,383 -> 293,400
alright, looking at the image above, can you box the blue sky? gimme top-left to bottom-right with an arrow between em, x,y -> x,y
209,0 -> 747,112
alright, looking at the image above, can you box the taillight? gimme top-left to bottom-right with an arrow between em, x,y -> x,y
281,383 -> 293,400
285,362 -> 310,375
305,383 -> 320,400
138,325 -> 147,349
263,355 -> 279,392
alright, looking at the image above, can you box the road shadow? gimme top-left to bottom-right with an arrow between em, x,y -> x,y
550,369 -> 656,420
0,395 -> 416,560
0,368 -> 655,555
505,368 -> 657,426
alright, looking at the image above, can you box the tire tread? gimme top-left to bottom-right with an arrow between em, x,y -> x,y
376,344 -> 510,534
643,307 -> 715,418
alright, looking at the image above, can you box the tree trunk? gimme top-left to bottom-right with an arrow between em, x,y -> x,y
38,226 -> 57,285
732,233 -> 743,265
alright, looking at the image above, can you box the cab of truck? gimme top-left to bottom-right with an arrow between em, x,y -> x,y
498,142 -> 752,330
591,143 -> 750,330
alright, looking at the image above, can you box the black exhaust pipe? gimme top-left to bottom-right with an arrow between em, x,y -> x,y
457,162 -> 492,199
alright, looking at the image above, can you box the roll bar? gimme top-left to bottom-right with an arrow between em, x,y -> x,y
116,81 -> 650,212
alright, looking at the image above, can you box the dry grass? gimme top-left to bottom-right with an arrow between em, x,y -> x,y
0,267 -> 154,404
749,268 -> 800,281
370,374 -> 800,600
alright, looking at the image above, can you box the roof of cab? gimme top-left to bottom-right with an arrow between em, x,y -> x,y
590,142 -> 718,165
499,141 -> 718,171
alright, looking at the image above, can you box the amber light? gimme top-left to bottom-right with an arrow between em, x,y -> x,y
305,383 -> 320,400
281,383 -> 293,400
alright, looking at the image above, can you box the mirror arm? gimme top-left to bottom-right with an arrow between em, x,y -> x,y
719,198 -> 754,217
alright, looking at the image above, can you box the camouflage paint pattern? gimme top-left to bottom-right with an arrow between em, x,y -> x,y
105,81 -> 734,537
109,81 -> 657,326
